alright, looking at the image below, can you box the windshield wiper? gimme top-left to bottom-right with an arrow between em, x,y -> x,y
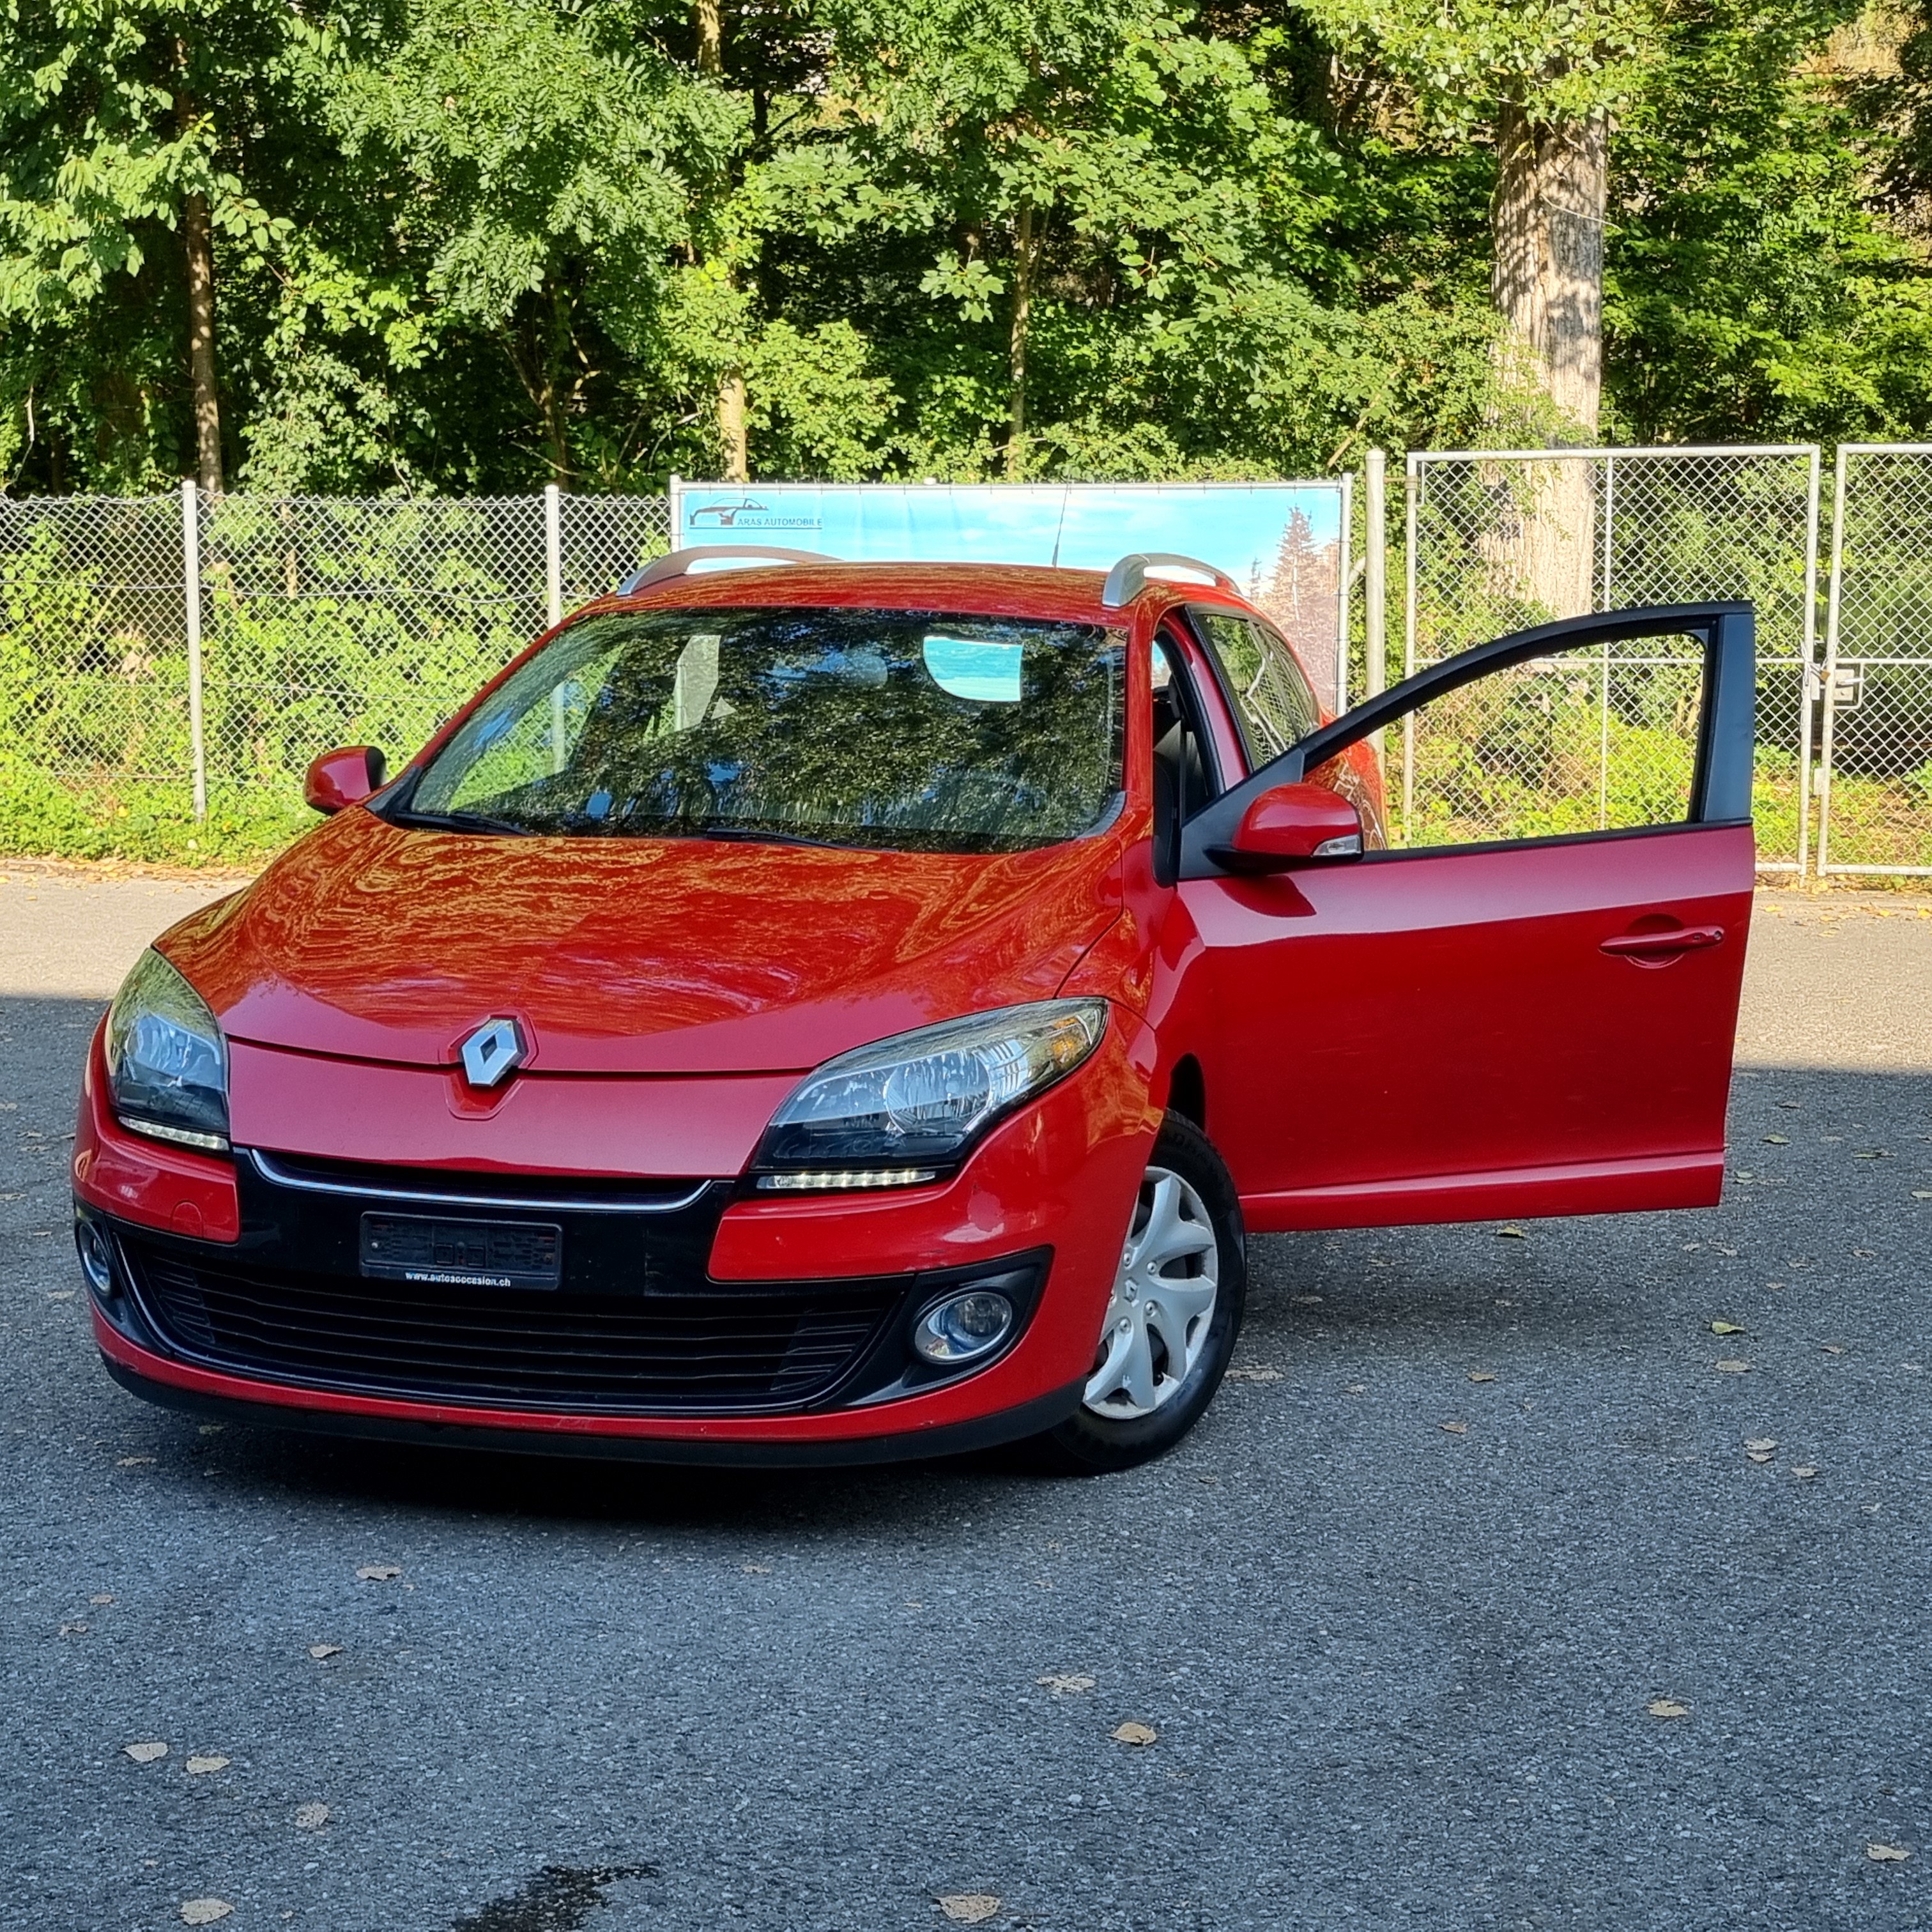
681,824 -> 866,851
392,808 -> 539,838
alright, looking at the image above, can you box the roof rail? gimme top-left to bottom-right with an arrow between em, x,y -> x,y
1101,552 -> 1239,608
620,544 -> 841,595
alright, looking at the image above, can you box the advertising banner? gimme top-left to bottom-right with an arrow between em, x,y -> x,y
671,480 -> 1353,709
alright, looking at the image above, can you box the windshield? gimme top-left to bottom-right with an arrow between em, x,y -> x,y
396,606 -> 1125,853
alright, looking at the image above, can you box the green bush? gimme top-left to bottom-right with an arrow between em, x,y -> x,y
0,498 -> 542,866
0,759 -> 309,864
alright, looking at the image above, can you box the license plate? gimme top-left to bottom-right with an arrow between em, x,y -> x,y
360,1213 -> 562,1291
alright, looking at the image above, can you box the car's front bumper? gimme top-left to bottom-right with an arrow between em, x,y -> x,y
74,1011 -> 1159,1460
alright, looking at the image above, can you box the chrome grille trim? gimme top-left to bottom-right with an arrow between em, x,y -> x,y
247,1149 -> 717,1216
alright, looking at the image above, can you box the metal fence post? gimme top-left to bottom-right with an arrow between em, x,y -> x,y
1796,443 -> 1823,878
181,479 -> 207,822
1335,469 -> 1354,714
1400,452 -> 1420,836
1816,446 -> 1849,877
544,484 -> 567,771
1363,450 -> 1386,705
544,482 -> 564,629
1601,452 -> 1615,605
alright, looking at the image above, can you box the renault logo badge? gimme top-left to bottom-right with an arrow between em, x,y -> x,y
459,1017 -> 526,1089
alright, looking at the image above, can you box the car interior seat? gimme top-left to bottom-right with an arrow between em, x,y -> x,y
1151,681 -> 1208,824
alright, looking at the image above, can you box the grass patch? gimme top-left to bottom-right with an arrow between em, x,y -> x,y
0,758 -> 307,866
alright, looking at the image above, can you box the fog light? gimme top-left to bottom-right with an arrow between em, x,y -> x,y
75,1218 -> 117,1298
911,1289 -> 1015,1364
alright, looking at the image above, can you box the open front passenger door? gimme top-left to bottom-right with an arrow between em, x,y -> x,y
1175,604 -> 1758,1231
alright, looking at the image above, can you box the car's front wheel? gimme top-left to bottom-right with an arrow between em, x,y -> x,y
1029,1112 -> 1246,1474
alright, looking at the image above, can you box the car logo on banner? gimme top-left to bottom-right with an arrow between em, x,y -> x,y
459,1016 -> 527,1089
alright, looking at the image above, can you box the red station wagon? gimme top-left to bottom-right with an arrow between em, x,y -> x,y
73,549 -> 1758,1471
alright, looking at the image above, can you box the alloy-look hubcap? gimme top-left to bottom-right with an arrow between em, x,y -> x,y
1083,1164 -> 1220,1420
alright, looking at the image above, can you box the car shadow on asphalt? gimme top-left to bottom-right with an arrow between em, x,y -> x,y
33,990 -> 1928,1533
177,1413 -> 1035,1526
1240,1062 -> 1929,1343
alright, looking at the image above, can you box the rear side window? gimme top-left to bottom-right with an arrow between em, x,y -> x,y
1192,610 -> 1321,763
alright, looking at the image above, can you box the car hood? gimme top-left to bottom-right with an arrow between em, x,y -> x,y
160,807 -> 1126,1076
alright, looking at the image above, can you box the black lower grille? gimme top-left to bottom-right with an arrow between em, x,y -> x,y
125,1245 -> 902,1414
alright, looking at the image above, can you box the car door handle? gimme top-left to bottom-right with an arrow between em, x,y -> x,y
1600,924 -> 1726,960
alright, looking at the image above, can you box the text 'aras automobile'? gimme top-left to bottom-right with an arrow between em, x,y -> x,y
73,544 -> 1758,1471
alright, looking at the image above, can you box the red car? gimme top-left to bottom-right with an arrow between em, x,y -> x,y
73,549 -> 1758,1471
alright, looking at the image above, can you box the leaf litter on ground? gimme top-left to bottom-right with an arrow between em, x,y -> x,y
937,1896 -> 1001,1923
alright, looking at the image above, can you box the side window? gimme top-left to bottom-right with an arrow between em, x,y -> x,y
1193,610 -> 1320,764
1388,629 -> 1706,848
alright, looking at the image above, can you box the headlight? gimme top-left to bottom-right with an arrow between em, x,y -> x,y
754,998 -> 1107,1188
105,948 -> 230,1151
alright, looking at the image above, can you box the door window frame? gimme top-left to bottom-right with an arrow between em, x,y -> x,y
1178,602 -> 1757,881
1150,622 -> 1233,884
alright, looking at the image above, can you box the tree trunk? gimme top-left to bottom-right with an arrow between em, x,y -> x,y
174,45 -> 224,495
1491,98 -> 1606,436
1006,200 -> 1034,481
181,191 -> 223,493
717,367 -> 749,482
1487,99 -> 1607,617
694,0 -> 747,480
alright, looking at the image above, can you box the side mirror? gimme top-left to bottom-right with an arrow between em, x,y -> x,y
1208,781 -> 1363,874
304,746 -> 388,815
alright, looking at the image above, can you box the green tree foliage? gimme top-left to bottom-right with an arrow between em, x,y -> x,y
0,0 -> 343,487
1608,1 -> 1932,441
4,0 -> 1932,493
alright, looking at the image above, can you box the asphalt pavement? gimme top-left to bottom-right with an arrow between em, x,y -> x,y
3,864 -> 1930,1932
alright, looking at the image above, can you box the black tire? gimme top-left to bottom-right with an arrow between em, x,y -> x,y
1024,1112 -> 1246,1475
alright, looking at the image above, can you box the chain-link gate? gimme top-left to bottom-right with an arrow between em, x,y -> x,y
0,489 -> 670,836
1820,445 -> 1932,877
1402,446 -> 1821,870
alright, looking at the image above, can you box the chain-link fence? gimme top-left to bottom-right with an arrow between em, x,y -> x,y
0,493 -> 195,784
10,459 -> 1932,873
1400,447 -> 1821,868
0,487 -> 670,847
1820,446 -> 1932,876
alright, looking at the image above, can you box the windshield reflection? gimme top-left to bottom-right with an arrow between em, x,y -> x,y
394,606 -> 1125,854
